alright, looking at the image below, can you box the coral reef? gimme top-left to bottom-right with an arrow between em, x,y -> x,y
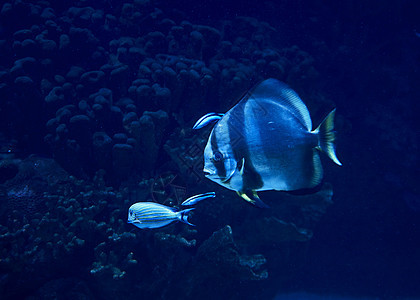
0,1 -> 337,299
1,0 -> 318,184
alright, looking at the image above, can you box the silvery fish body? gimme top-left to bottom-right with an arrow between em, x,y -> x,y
181,192 -> 216,206
200,78 -> 341,207
128,202 -> 194,229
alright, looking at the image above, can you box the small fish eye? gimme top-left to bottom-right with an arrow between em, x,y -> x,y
213,151 -> 223,162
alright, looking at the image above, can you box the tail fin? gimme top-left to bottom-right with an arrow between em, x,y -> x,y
178,208 -> 195,226
313,109 -> 342,166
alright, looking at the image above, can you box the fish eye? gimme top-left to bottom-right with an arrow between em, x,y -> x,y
213,151 -> 223,162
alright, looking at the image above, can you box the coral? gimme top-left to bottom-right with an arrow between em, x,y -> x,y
0,1 -> 337,299
185,225 -> 267,298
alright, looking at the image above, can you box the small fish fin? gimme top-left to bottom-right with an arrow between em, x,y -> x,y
192,113 -> 224,130
179,208 -> 195,226
313,109 -> 342,166
238,158 -> 245,176
236,191 -> 269,208
249,79 -> 312,131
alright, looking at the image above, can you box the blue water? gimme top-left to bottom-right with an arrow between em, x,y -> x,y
0,0 -> 418,299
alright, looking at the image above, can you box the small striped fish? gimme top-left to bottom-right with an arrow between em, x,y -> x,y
128,202 -> 194,229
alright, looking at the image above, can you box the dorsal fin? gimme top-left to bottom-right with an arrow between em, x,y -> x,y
248,79 -> 312,131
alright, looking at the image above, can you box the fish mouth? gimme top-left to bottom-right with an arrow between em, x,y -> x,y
204,170 -> 231,184
203,168 -> 214,177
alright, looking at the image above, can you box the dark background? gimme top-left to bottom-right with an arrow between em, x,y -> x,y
158,0 -> 420,297
0,0 -> 419,298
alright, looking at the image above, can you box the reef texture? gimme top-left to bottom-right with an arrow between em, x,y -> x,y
0,1 -> 335,299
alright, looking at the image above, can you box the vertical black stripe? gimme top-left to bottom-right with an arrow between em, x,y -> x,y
227,100 -> 264,190
210,128 -> 226,178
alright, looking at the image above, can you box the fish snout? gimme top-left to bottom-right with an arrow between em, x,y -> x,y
203,168 -> 215,177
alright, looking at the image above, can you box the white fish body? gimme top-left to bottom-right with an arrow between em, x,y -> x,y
128,202 -> 194,229
197,78 -> 341,207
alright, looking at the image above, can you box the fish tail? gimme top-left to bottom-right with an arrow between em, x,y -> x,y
314,109 -> 342,166
179,208 -> 195,226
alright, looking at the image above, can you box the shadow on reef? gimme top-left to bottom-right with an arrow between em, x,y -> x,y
0,0 -> 338,299
0,156 -> 334,299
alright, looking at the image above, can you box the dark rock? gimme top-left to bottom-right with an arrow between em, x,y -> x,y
21,38 -> 37,55
125,104 -> 136,112
158,18 -> 176,34
80,71 -> 105,91
89,88 -> 113,106
13,29 -> 33,41
113,133 -> 127,144
92,103 -> 103,113
110,65 -> 129,97
181,20 -> 193,33
14,76 -> 34,87
69,114 -> 90,125
138,65 -> 152,78
40,78 -> 53,95
136,85 -> 152,104
41,7 -> 55,20
176,62 -> 188,72
69,114 -> 91,143
152,84 -> 171,110
10,57 -> 37,77
126,138 -> 136,147
145,31 -> 166,54
56,123 -> 68,137
45,118 -> 58,133
1,3 -> 12,16
59,34 -> 70,51
68,7 -> 95,27
69,27 -> 98,49
66,66 -> 84,82
54,75 -> 66,85
37,37 -> 57,54
188,225 -> 267,298
56,105 -> 76,123
122,112 -> 138,126
79,100 -> 89,112
40,58 -> 54,75
128,47 -> 145,64
34,278 -> 93,299
45,87 -> 65,106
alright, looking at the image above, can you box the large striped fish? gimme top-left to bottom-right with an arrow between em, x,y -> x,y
194,78 -> 341,207
128,202 -> 194,229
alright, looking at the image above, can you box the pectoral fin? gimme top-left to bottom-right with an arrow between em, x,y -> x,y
238,158 -> 245,176
236,190 -> 269,208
